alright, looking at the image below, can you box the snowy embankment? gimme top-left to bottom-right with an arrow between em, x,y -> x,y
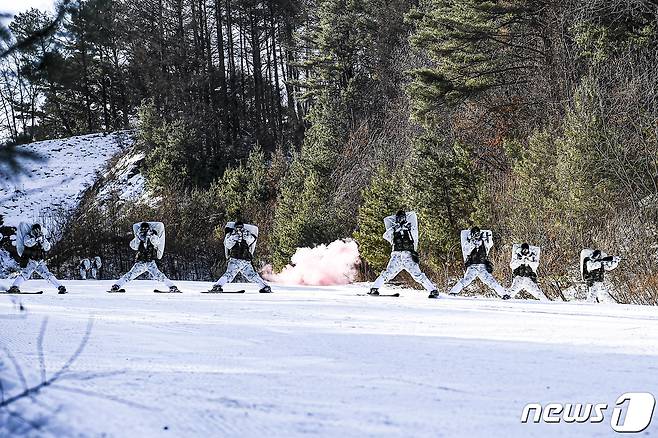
1,282 -> 657,437
0,131 -> 135,226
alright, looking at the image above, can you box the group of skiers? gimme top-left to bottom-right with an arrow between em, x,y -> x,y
0,211 -> 620,303
368,210 -> 621,303
105,220 -> 271,294
0,217 -> 271,295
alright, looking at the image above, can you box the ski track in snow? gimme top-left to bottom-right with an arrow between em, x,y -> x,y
1,281 -> 657,437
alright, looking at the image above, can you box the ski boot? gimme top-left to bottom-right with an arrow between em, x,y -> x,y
209,285 -> 223,293
501,294 -> 511,300
58,286 -> 67,294
367,288 -> 379,296
7,286 -> 21,294
169,286 -> 181,293
110,284 -> 121,292
428,290 -> 440,299
259,286 -> 272,294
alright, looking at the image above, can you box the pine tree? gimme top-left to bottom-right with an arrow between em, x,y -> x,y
354,166 -> 406,273
139,101 -> 191,190
509,79 -> 614,254
407,0 -> 549,116
270,153 -> 340,270
269,90 -> 348,269
552,79 -> 612,238
406,134 -> 481,271
218,145 -> 268,222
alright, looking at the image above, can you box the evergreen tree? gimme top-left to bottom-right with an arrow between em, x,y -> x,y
406,135 -> 481,271
354,166 -> 406,273
552,80 -> 611,234
139,101 -> 191,189
270,151 -> 340,270
271,0 -> 416,269
218,145 -> 268,222
407,0 -> 550,115
510,79 -> 614,255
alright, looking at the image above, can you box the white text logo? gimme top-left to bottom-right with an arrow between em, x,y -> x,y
521,392 -> 655,433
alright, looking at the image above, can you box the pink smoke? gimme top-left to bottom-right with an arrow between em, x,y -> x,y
262,239 -> 361,286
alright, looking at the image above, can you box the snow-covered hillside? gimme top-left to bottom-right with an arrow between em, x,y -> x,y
95,149 -> 148,206
1,282 -> 657,437
0,131 -> 134,226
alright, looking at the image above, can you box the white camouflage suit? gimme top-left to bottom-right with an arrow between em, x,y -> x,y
79,258 -> 93,280
214,227 -> 267,288
449,265 -> 507,297
508,276 -> 547,300
508,245 -> 548,300
12,233 -> 62,289
585,255 -> 620,303
116,261 -> 175,288
372,212 -> 437,292
14,260 -> 63,289
115,233 -> 174,288
450,229 -> 506,297
372,250 -> 436,291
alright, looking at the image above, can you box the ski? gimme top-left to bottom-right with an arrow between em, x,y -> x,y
154,289 -> 182,293
1,290 -> 44,295
201,290 -> 245,294
107,289 -> 126,293
357,293 -> 400,297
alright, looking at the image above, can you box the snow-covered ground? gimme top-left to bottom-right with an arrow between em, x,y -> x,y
94,149 -> 148,206
1,281 -> 657,437
0,131 -> 133,226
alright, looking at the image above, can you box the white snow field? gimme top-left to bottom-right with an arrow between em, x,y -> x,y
0,131 -> 133,226
1,281 -> 657,437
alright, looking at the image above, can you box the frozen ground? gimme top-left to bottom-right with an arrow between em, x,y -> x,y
0,131 -> 133,226
1,281 -> 657,437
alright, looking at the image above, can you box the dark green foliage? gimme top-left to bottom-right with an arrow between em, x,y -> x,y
406,135 -> 481,271
354,166 -> 406,273
572,1 -> 658,65
407,0 -> 546,118
270,152 -> 341,270
138,101 -> 190,190
509,79 -> 615,255
217,145 -> 269,221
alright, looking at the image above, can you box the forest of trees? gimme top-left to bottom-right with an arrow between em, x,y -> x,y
2,0 -> 657,303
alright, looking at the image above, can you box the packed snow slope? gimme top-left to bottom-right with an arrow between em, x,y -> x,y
0,131 -> 133,225
1,282 -> 657,437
